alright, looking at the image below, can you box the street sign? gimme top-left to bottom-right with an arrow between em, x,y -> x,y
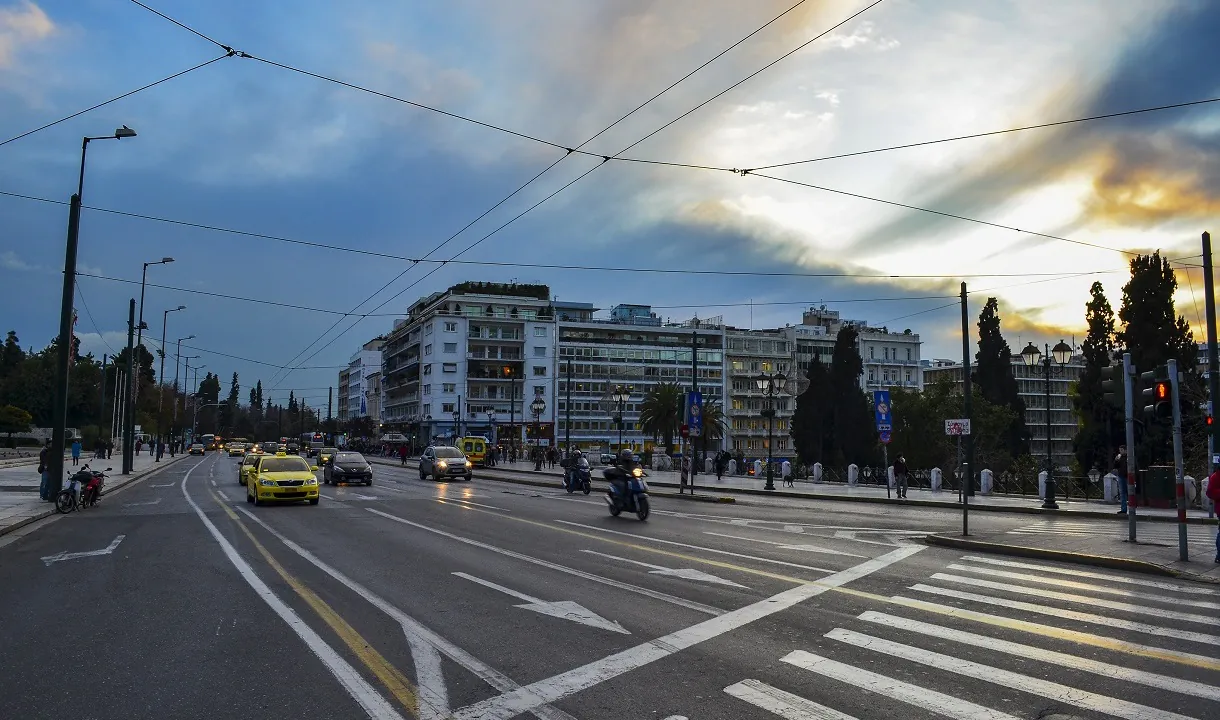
945,419 -> 971,436
873,390 -> 892,431
685,391 -> 703,438
879,429 -> 891,445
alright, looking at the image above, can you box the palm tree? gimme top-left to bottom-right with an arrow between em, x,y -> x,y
639,382 -> 684,454
697,398 -> 726,460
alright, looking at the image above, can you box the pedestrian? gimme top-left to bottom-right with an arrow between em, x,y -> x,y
1206,468 -> 1220,563
1113,445 -> 1128,514
38,440 -> 51,502
106,440 -> 113,459
399,444 -> 408,467
894,454 -> 909,499
156,440 -> 164,462
715,452 -> 724,481
782,458 -> 793,487
70,438 -> 81,466
735,451 -> 745,475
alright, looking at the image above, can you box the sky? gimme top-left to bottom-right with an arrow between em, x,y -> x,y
1,0 -> 1218,405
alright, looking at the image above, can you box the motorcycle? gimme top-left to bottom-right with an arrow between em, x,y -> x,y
603,464 -> 650,521
55,464 -> 110,514
563,458 -> 592,495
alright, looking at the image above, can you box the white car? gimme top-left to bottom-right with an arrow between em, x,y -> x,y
419,446 -> 473,481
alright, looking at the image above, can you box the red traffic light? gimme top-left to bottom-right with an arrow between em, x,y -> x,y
1155,381 -> 1169,400
1208,416 -> 1214,427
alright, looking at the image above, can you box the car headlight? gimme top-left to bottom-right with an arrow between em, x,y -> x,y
437,460 -> 448,468
465,460 -> 472,468
259,478 -> 277,486
305,477 -> 317,486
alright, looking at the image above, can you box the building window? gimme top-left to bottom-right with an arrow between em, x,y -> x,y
422,364 -> 432,375
442,403 -> 454,413
883,347 -> 889,360
869,346 -> 875,359
905,370 -> 912,382
534,327 -> 547,337
534,384 -> 545,396
907,348 -> 912,361
444,321 -> 457,332
442,363 -> 457,373
868,369 -> 875,382
425,324 -> 433,335
534,346 -> 546,357
424,344 -> 433,356
423,385 -> 431,396
533,366 -> 546,376
443,383 -> 456,393
443,343 -> 457,353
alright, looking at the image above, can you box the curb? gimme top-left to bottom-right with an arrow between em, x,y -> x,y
0,454 -> 189,538
923,534 -> 1220,584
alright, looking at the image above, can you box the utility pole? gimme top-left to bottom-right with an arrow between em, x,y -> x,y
1122,352 -> 1138,542
327,386 -> 333,423
1169,358 -> 1187,561
98,354 -> 107,453
959,282 -> 972,535
565,359 -> 572,451
122,299 -> 136,475
1202,231 -> 1219,485
691,327 -> 699,476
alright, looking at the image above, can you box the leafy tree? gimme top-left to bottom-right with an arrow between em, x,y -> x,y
1,331 -> 22,376
0,404 -> 32,447
973,297 -> 1028,463
888,381 -> 1022,473
1072,282 -> 1119,472
639,382 -> 683,453
790,327 -> 876,467
790,357 -> 830,464
695,398 -> 726,458
346,415 -> 376,439
288,390 -> 298,414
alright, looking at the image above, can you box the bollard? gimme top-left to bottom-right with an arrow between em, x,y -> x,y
980,469 -> 993,495
848,464 -> 859,486
931,467 -> 942,492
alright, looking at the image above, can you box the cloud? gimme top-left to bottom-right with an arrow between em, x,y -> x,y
0,1 -> 54,69
824,21 -> 899,51
1,250 -> 33,270
77,263 -> 103,276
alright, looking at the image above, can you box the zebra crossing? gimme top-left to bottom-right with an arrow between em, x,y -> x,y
1008,519 -> 1218,545
723,554 -> 1220,719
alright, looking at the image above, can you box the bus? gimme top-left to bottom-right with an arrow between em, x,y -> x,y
199,434 -> 218,450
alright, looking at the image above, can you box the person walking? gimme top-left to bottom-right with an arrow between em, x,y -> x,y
155,440 -> 164,462
106,440 -> 113,459
70,438 -> 81,467
894,455 -> 910,499
399,444 -> 408,467
1113,445 -> 1129,514
38,440 -> 51,502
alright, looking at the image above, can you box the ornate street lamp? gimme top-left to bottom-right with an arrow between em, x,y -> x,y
611,385 -> 631,453
755,372 -> 787,491
1022,339 -> 1073,509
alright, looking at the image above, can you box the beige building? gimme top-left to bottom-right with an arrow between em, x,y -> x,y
724,326 -> 793,455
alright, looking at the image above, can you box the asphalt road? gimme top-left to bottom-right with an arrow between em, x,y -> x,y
1,452 -> 1216,720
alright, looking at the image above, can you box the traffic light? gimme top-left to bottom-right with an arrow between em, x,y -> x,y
1141,365 -> 1171,420
1100,364 -> 1125,410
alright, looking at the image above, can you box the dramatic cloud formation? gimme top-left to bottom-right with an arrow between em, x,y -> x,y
0,1 -> 53,69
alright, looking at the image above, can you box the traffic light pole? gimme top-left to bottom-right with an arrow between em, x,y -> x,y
1122,352 -> 1138,542
1168,358 -> 1187,561
1202,231 -> 1219,491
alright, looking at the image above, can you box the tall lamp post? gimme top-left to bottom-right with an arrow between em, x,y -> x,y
756,372 -> 787,491
487,410 -> 497,464
49,126 -> 136,495
530,397 -> 545,469
156,305 -> 186,457
125,255 -> 173,467
1021,340 -> 1073,509
612,385 -> 630,453
176,351 -> 198,446
452,406 -> 461,441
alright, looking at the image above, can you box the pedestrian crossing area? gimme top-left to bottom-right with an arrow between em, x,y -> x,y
1009,519 -> 1218,545
723,554 -> 1220,719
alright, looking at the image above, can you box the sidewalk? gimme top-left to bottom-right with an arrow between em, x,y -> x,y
0,451 -> 188,536
476,460 -> 1218,523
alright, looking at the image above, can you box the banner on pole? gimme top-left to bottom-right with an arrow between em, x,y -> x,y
685,391 -> 703,438
873,390 -> 892,431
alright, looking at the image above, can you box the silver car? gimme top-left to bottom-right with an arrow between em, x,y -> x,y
419,446 -> 473,481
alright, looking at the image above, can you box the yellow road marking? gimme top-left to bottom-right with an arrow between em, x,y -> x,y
426,502 -> 1220,671
209,491 -> 420,717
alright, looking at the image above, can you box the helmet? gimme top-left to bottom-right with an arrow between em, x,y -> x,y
619,449 -> 633,463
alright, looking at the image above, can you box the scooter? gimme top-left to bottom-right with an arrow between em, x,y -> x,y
563,459 -> 592,495
55,465 -> 109,514
603,464 -> 650,521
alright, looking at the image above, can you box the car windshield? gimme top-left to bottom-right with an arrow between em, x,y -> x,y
335,453 -> 365,464
190,444 -> 203,449
243,456 -> 257,465
434,447 -> 464,458
259,458 -> 310,473
322,447 -> 337,454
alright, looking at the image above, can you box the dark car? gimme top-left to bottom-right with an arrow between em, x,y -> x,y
262,442 -> 280,455
419,446 -> 472,481
286,442 -> 300,454
188,443 -> 205,456
323,452 -> 373,486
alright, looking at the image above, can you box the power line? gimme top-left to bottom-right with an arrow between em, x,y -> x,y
745,95 -> 1220,172
127,0 -> 234,53
74,284 -> 116,354
180,343 -> 346,370
77,272 -> 354,315
0,53 -> 232,149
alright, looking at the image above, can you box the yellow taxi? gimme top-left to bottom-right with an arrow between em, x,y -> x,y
318,447 -> 338,466
238,452 -> 260,485
227,443 -> 245,457
246,454 -> 320,506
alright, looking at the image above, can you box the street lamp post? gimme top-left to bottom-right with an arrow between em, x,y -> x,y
49,126 -> 136,496
125,255 -> 173,469
156,305 -> 186,458
452,408 -> 461,441
176,351 -> 198,447
1021,340 -> 1073,509
756,372 -> 788,491
487,410 -> 497,464
611,385 -> 630,453
530,397 -> 545,470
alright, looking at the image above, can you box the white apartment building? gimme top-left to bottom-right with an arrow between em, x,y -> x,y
791,306 -> 923,392
381,282 -> 557,447
724,326 -> 793,455
346,338 -> 384,422
336,368 -> 350,422
556,305 -> 725,455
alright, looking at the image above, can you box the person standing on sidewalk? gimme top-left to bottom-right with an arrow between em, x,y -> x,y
1114,445 -> 1128,514
70,438 -> 81,467
894,455 -> 909,499
38,440 -> 51,501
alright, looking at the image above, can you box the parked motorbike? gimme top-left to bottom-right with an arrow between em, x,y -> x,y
55,464 -> 109,514
563,458 -> 592,495
603,464 -> 649,520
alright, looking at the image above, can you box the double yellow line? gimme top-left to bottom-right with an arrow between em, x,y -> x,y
209,490 -> 421,717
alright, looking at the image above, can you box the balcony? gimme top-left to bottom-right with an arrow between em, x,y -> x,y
467,350 -> 522,361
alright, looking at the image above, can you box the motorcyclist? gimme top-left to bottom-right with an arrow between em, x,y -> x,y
606,449 -> 637,503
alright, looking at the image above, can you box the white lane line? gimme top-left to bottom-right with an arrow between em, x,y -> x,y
724,679 -> 861,720
438,498 -> 508,511
909,584 -> 1220,647
823,629 -> 1195,720
126,498 -> 162,507
179,464 -> 405,720
366,509 -> 723,617
554,520 -> 836,575
703,531 -> 864,558
958,555 -> 1220,595
450,546 -> 924,720
236,506 -> 581,720
210,479 -> 216,487
859,611 -> 1220,701
452,572 -> 629,634
946,564 -> 1220,609
41,534 -> 126,566
891,594 -> 1220,668
931,573 -> 1214,624
580,550 -> 748,588
150,482 -> 176,488
778,653 -> 1021,720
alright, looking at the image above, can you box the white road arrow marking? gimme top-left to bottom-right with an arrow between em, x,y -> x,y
151,482 -> 176,488
453,572 -> 629,634
126,498 -> 162,507
42,535 -> 126,566
351,493 -> 378,500
703,532 -> 864,558
581,550 -> 748,588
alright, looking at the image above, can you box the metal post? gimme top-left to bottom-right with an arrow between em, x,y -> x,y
691,328 -> 699,475
1203,231 -> 1219,484
1169,358 -> 1187,560
565,359 -> 572,451
123,299 -> 136,474
49,193 -> 83,496
1042,346 -> 1059,509
327,386 -> 333,421
960,282 -> 972,535
111,370 -> 123,443
765,384 -> 774,491
1123,351 -> 1138,541
98,354 -> 107,454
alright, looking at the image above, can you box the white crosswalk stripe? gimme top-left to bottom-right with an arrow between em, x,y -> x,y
721,553 -> 1220,720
